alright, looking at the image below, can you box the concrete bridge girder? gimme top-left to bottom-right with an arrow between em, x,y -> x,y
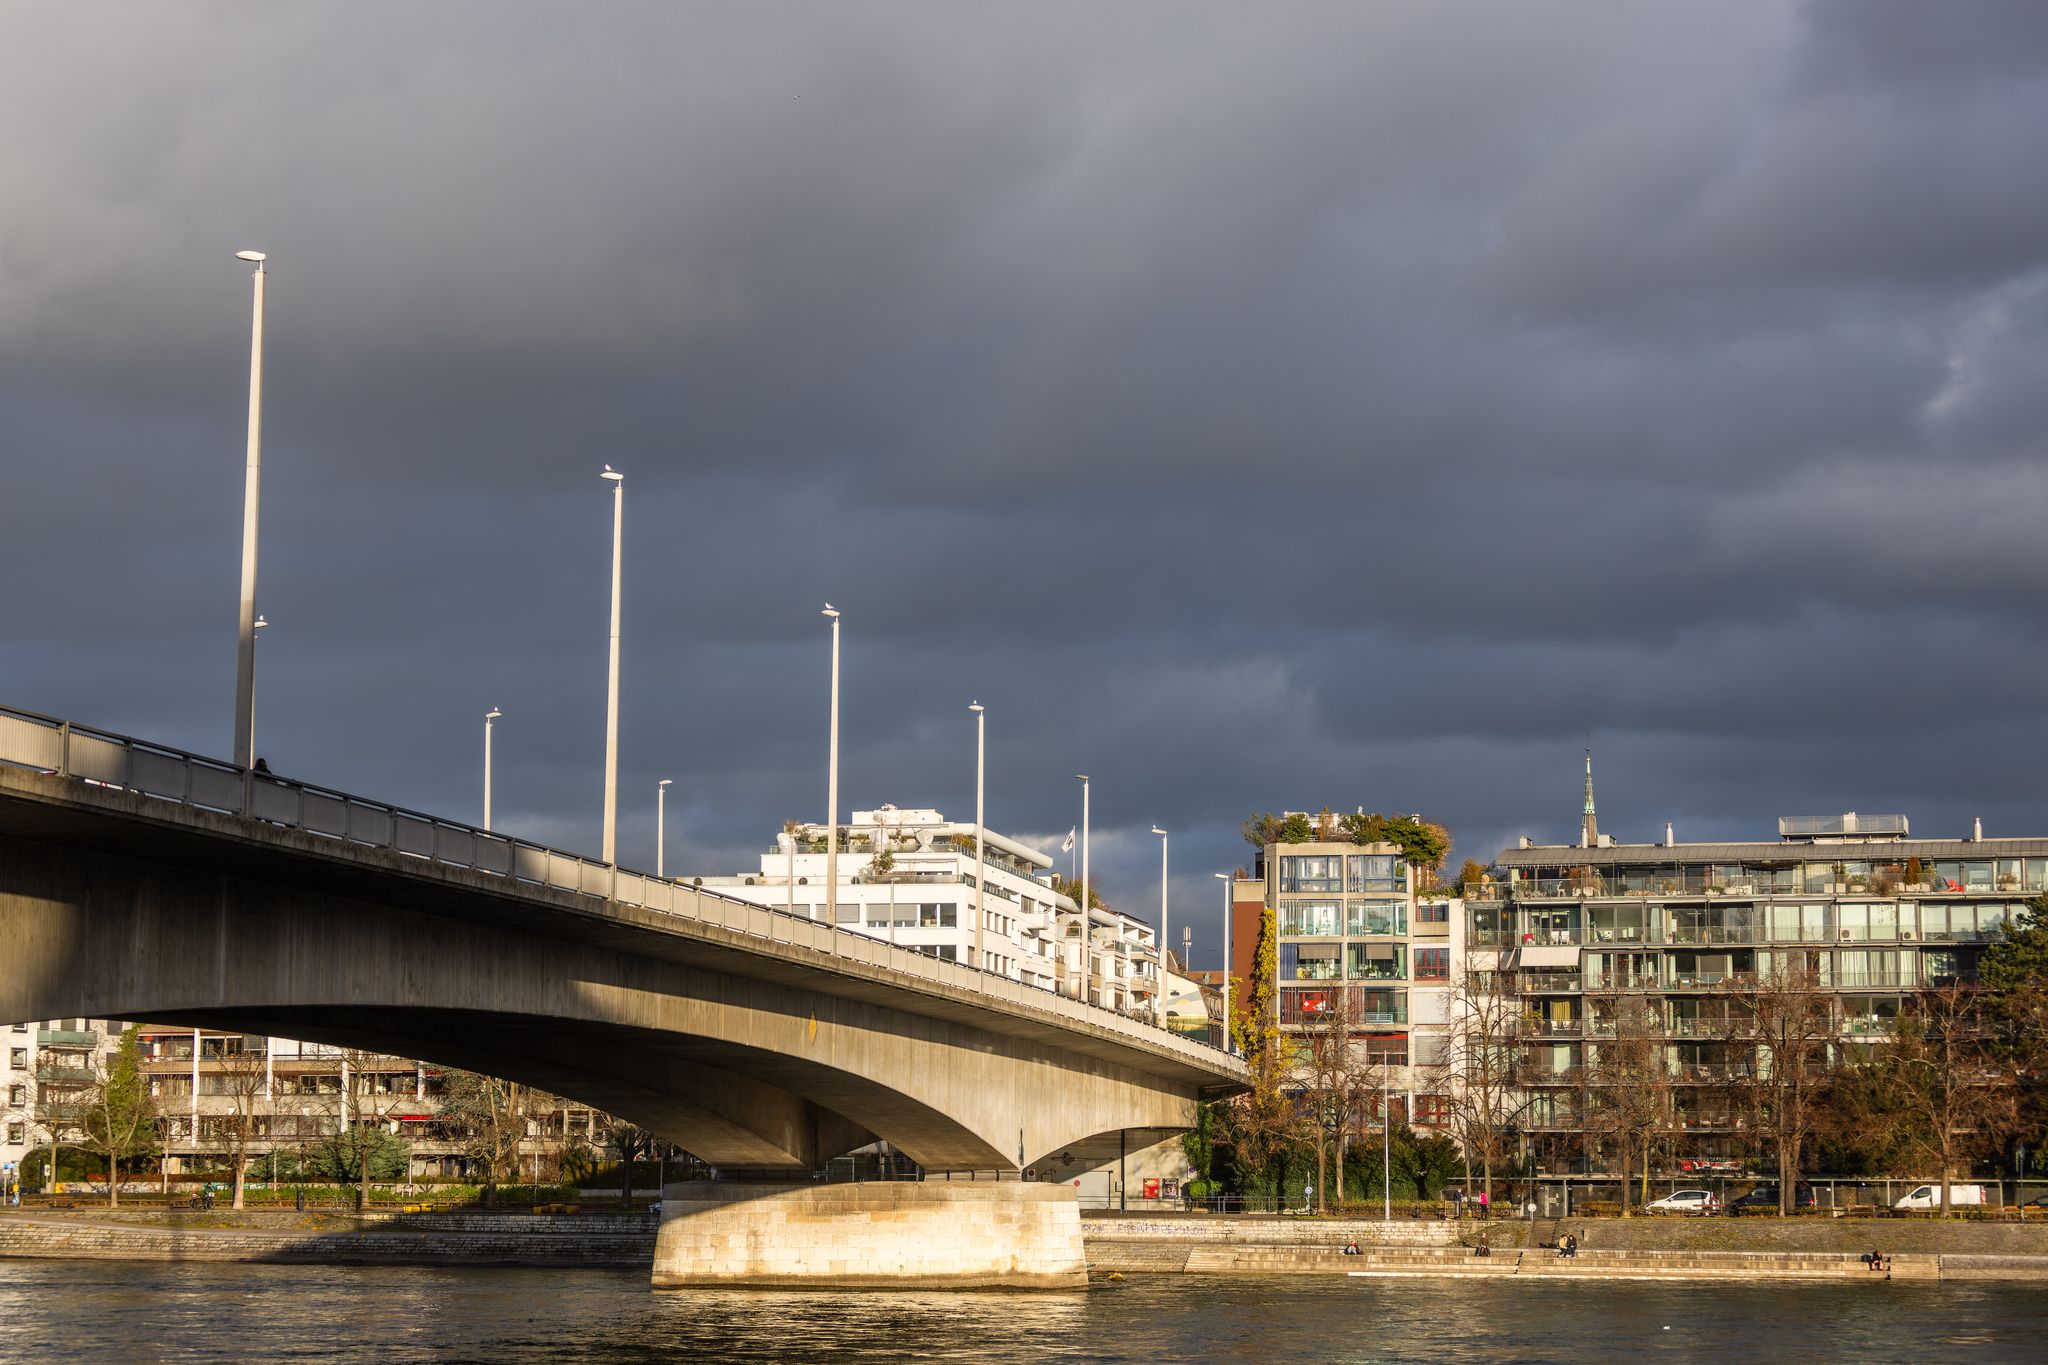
0,801 -> 1214,1172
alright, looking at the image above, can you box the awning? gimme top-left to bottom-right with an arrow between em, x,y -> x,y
1365,943 -> 1396,960
1294,943 -> 1339,959
1518,945 -> 1582,968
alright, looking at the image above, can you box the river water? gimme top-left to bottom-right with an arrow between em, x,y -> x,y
0,1263 -> 2037,1363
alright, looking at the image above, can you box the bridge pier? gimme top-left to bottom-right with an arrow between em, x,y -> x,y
649,1181 -> 1087,1290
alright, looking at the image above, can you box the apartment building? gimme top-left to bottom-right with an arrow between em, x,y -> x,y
1472,811 -> 2044,1168
701,806 -> 1162,1015
1251,819 -> 1463,1125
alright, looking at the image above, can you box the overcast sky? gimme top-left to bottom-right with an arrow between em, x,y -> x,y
5,2 -> 2047,965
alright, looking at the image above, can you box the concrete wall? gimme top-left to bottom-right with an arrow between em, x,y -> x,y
650,1181 -> 1087,1289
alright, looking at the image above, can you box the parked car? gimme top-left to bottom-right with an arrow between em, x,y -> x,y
2019,1194 -> 2048,1212
1645,1189 -> 1720,1216
1725,1184 -> 1817,1216
1893,1184 -> 1986,1211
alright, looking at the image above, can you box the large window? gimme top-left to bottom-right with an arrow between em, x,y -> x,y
1347,942 -> 1406,981
1281,942 -> 1342,981
1279,856 -> 1344,893
1347,901 -> 1407,936
1281,986 -> 1345,1024
1279,901 -> 1340,936
1414,946 -> 1450,980
917,903 -> 958,928
1415,900 -> 1450,924
1347,854 -> 1402,893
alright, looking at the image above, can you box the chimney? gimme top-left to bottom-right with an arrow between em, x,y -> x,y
1665,821 -> 1675,847
1972,816 -> 1983,842
1518,835 -> 1531,849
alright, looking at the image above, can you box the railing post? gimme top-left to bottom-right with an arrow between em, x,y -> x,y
56,721 -> 70,778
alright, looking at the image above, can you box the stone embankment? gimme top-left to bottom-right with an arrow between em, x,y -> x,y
1080,1214 -> 2048,1282
0,1210 -> 657,1269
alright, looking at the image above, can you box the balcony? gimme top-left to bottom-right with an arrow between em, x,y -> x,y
36,1029 -> 97,1048
1518,971 -> 1582,993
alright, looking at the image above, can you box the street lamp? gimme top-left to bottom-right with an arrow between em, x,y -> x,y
971,701 -> 986,973
483,709 -> 502,831
657,778 -> 673,878
248,615 -> 267,764
1151,826 -> 1169,1027
1075,775 -> 1090,1000
599,466 -> 625,869
231,250 -> 267,772
821,605 -> 841,926
1212,872 -> 1233,1053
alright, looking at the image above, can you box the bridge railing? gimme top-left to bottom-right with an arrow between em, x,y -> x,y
0,703 -> 1237,1073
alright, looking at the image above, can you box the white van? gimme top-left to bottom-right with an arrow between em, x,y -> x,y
1892,1183 -> 1986,1211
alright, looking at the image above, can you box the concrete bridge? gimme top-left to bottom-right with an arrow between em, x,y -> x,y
0,705 -> 1244,1286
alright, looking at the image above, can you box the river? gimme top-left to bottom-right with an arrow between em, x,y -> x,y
0,1263 -> 2036,1363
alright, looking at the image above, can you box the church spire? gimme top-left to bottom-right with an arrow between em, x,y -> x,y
1581,745 -> 1598,848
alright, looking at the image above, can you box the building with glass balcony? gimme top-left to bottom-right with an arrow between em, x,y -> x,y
1470,812 -> 2046,1169
1253,824 -> 1463,1124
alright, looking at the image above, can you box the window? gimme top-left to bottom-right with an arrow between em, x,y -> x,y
5,1123 -> 19,1144
1412,1094 -> 1453,1127
1280,942 -> 1342,981
1346,854 -> 1402,893
1414,900 -> 1450,924
6,1050 -> 21,1069
918,903 -> 957,928
1278,902 -> 1339,936
1414,946 -> 1450,980
836,902 -> 861,925
1346,902 -> 1406,936
1346,942 -> 1406,981
6,1084 -> 23,1105
1279,856 -> 1343,893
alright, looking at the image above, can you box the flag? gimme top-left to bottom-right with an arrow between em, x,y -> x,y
1060,827 -> 1076,854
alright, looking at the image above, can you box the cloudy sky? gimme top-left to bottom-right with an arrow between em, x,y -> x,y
5,2 -> 2047,964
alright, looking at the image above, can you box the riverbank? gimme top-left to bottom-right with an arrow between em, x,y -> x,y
4,1207 -> 2046,1283
1080,1213 -> 2048,1282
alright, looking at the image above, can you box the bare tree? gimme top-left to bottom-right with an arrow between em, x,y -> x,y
214,1040 -> 270,1209
1297,990 -> 1390,1212
603,1120 -> 659,1208
1732,954 -> 1838,1214
1584,994 -> 1671,1216
340,1049 -> 412,1212
441,1070 -> 530,1207
1430,964 -> 1528,1209
1877,983 -> 2014,1217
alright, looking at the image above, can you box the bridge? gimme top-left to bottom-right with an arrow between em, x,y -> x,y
0,704 -> 1245,1287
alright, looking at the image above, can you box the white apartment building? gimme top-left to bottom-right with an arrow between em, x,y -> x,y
700,806 -> 1163,1017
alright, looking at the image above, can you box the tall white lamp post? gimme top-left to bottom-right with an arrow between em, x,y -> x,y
822,605 -> 841,925
483,709 -> 502,830
1075,774 -> 1091,999
600,466 -> 624,868
231,250 -> 267,771
657,778 -> 673,878
1151,826 -> 1169,1026
971,701 -> 986,972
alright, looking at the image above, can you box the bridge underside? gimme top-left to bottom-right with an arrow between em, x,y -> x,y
0,771 -> 1224,1175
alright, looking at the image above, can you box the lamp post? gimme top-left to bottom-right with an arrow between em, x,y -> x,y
231,250 -> 267,771
1212,872 -> 1233,1052
1383,1068 -> 1393,1223
970,701 -> 986,972
1151,826 -> 1169,1027
599,466 -> 624,868
483,709 -> 502,831
248,615 -> 267,761
822,605 -> 840,926
1075,775 -> 1090,999
657,778 -> 673,878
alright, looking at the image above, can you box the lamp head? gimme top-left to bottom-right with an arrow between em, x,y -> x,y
969,700 -> 983,714
1152,826 -> 1168,837
820,603 -> 839,619
235,250 -> 267,263
659,778 -> 673,789
1213,872 -> 1229,881
1075,773 -> 1089,782
485,708 -> 502,722
252,615 -> 268,632
601,465 -> 624,482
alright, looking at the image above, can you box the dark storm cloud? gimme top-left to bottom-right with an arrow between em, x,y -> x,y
4,1 -> 2048,959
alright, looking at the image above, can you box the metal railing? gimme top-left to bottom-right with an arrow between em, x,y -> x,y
0,703 -> 1239,1074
